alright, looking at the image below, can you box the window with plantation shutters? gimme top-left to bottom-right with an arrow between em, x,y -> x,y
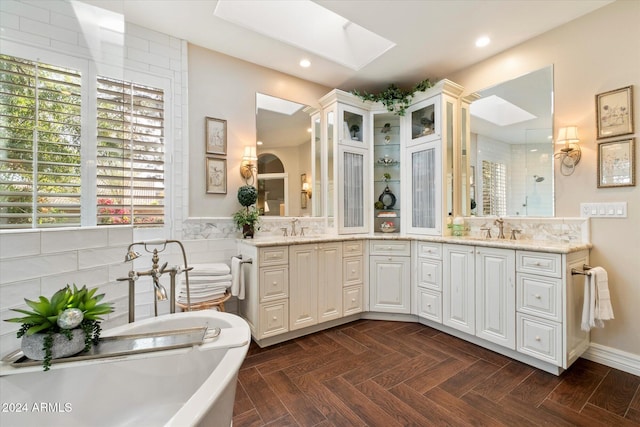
0,54 -> 82,229
96,77 -> 164,226
481,160 -> 506,217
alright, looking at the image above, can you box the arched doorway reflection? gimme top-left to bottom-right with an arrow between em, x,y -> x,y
257,153 -> 288,216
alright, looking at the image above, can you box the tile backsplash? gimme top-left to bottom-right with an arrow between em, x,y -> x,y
463,216 -> 590,243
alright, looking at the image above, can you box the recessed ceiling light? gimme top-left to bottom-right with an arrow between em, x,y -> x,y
475,36 -> 490,47
299,59 -> 311,68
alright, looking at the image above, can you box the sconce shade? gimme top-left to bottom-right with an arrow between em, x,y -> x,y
556,126 -> 579,144
243,146 -> 258,161
302,182 -> 310,192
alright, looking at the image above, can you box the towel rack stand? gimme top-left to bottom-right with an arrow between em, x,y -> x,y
571,264 -> 593,276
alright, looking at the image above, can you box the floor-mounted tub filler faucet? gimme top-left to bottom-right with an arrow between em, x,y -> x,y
494,217 -> 506,239
118,239 -> 193,323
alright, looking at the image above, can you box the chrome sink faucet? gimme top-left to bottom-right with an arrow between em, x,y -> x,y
290,218 -> 299,236
494,217 -> 506,239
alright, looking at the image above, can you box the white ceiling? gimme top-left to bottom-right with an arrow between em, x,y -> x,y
83,0 -> 613,92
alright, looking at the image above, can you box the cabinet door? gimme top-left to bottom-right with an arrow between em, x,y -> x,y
417,288 -> 442,323
318,243 -> 343,323
338,146 -> 369,234
405,142 -> 442,235
443,244 -> 475,334
289,244 -> 318,330
339,104 -> 368,148
475,247 -> 516,349
370,255 -> 411,313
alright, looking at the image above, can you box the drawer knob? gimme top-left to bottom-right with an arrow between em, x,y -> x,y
273,281 -> 278,285
535,262 -> 542,266
535,336 -> 541,341
388,257 -> 392,261
351,269 -> 356,273
351,298 -> 356,302
535,294 -> 541,299
272,316 -> 277,321
427,273 -> 432,277
427,303 -> 431,307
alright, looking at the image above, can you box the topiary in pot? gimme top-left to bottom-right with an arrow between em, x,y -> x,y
237,185 -> 258,207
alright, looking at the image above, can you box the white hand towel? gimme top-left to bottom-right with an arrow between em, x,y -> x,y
581,266 -> 614,331
189,263 -> 231,276
231,256 -> 244,300
592,266 -> 614,323
581,273 -> 594,331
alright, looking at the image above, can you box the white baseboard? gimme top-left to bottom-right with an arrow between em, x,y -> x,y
582,343 -> 640,377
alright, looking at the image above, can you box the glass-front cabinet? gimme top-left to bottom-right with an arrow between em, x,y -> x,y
316,80 -> 467,236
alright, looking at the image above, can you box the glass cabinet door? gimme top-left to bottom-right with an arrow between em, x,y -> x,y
407,97 -> 440,146
311,113 -> 323,217
406,142 -> 441,235
338,146 -> 368,234
339,105 -> 368,147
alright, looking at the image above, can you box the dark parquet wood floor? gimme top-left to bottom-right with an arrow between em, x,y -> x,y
232,320 -> 640,427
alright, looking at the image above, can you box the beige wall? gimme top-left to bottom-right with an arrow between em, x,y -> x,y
449,0 -> 640,356
187,45 -> 329,217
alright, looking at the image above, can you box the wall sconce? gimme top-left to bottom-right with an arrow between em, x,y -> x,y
300,182 -> 311,209
554,126 -> 581,176
240,146 -> 257,184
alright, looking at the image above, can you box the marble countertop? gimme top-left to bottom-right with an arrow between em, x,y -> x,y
237,233 -> 592,254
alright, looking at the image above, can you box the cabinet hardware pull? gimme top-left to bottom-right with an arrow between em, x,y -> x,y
535,336 -> 541,341
351,269 -> 356,273
351,298 -> 356,302
427,304 -> 431,307
535,294 -> 541,299
272,316 -> 277,321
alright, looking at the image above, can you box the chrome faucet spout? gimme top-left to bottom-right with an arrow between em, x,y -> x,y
291,218 -> 299,236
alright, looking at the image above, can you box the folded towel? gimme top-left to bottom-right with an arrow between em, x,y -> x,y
183,274 -> 232,284
231,256 -> 244,300
581,266 -> 614,331
189,263 -> 230,276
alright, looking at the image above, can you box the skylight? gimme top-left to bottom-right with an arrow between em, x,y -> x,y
470,95 -> 537,127
214,0 -> 396,71
256,93 -> 305,115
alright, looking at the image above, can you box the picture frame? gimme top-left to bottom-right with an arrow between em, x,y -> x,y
206,157 -> 227,194
205,117 -> 227,155
596,86 -> 634,139
597,138 -> 635,188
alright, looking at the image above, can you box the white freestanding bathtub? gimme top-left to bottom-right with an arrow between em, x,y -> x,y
0,311 -> 250,427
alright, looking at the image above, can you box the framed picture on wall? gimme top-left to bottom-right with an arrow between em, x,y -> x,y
597,138 -> 635,188
206,157 -> 227,194
205,117 -> 227,155
596,86 -> 634,139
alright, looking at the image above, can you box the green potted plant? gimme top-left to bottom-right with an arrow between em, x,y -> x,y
351,78 -> 432,116
233,185 -> 260,238
5,284 -> 114,371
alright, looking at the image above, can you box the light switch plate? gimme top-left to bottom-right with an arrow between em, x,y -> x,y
580,202 -> 627,218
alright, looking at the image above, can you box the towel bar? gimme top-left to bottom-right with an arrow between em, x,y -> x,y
571,264 -> 593,276
233,254 -> 253,265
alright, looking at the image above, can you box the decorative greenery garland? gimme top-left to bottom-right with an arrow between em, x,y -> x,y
351,79 -> 432,116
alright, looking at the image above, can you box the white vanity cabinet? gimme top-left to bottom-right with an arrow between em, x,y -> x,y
369,240 -> 411,313
414,241 -> 443,322
289,242 -> 343,330
516,250 -> 590,368
238,244 -> 289,340
343,240 -> 365,316
443,244 -> 475,334
475,247 -> 516,349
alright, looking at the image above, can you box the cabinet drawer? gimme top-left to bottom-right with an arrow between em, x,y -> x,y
417,258 -> 441,291
343,240 -> 364,256
517,273 -> 562,322
416,242 -> 442,260
259,266 -> 288,302
343,256 -> 364,286
417,288 -> 442,323
259,301 -> 289,338
517,314 -> 561,366
516,251 -> 562,278
343,285 -> 363,316
259,246 -> 288,266
370,240 -> 411,256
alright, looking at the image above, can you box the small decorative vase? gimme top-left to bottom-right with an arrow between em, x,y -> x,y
242,224 -> 254,239
21,329 -> 86,361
